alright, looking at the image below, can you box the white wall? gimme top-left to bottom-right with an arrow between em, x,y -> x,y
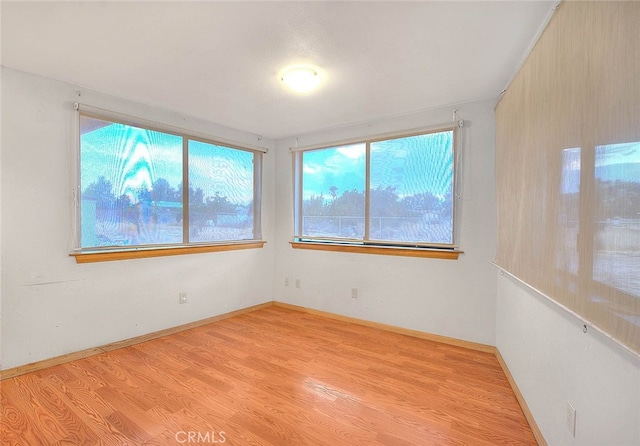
7,64 -> 638,446
0,68 -> 276,370
273,99 -> 498,346
496,272 -> 640,446
3,67 -> 639,446
0,66 -> 4,367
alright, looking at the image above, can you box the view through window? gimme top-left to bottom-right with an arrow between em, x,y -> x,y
79,114 -> 261,250
593,142 -> 640,300
294,128 -> 456,248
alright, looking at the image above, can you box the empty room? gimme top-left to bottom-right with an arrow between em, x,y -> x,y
1,1 -> 639,445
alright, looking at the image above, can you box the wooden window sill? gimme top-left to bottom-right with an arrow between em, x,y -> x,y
71,241 -> 266,263
290,241 -> 461,260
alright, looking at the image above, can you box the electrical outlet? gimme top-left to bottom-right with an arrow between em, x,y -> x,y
566,401 -> 576,437
285,277 -> 289,287
351,288 -> 358,298
179,292 -> 187,304
295,279 -> 301,289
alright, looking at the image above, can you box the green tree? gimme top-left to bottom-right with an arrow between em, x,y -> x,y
151,178 -> 177,202
402,191 -> 442,215
304,194 -> 326,216
176,183 -> 205,205
136,185 -> 151,203
370,186 -> 404,217
115,194 -> 132,213
190,186 -> 204,205
329,186 -> 338,200
331,189 -> 365,216
206,192 -> 236,213
83,176 -> 115,209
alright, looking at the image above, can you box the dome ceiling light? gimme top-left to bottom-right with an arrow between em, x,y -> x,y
280,66 -> 321,93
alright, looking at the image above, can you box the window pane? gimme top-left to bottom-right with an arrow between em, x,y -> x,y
302,144 -> 366,239
188,141 -> 254,242
557,148 -> 581,282
80,116 -> 183,248
593,142 -> 640,297
370,131 -> 454,244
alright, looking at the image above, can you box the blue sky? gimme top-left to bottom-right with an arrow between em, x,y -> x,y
562,142 -> 640,194
302,131 -> 454,201
302,144 -> 366,199
81,121 -> 254,204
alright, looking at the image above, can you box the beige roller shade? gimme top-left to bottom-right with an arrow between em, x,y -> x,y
496,1 -> 640,356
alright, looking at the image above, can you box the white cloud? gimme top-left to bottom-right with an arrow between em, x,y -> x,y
336,143 -> 365,159
303,164 -> 319,174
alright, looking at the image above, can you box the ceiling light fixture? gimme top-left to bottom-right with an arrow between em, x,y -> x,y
280,66 -> 321,93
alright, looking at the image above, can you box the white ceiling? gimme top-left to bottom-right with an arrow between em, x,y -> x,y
1,1 -> 555,140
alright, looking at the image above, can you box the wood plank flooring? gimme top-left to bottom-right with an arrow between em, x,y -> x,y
1,306 -> 537,445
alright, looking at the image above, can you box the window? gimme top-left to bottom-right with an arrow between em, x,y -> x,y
75,108 -> 263,259
293,128 -> 458,255
593,142 -> 640,299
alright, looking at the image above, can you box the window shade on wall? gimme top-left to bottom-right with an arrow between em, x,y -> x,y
495,1 -> 640,356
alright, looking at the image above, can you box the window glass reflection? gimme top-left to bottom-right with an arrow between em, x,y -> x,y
558,148 -> 581,281
593,142 -> 640,297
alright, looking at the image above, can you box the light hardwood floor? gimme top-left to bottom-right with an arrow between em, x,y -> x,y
1,306 -> 537,445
